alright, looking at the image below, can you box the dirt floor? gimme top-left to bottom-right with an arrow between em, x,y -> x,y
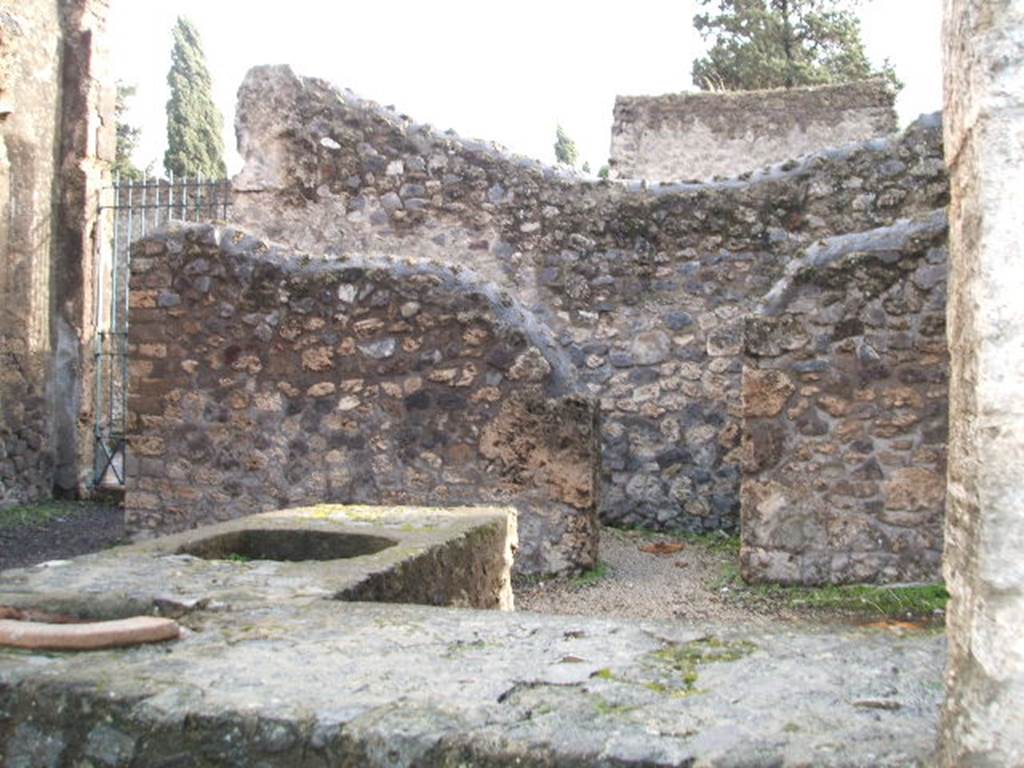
0,501 -> 126,572
516,526 -> 948,627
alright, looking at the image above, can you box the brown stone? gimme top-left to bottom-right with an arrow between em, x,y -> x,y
508,348 -> 552,383
301,345 -> 334,371
743,369 -> 795,418
883,468 -> 944,511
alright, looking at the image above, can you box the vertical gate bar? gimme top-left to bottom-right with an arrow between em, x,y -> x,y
108,178 -> 121,441
141,170 -> 147,238
124,176 -> 133,338
196,174 -> 202,220
92,177 -> 109,484
121,178 -> 133,442
117,178 -> 132,482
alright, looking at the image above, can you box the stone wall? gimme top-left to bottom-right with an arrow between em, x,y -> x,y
227,66 -> 948,537
0,0 -> 62,507
940,0 -> 1024,763
0,0 -> 110,507
740,212 -> 949,585
609,80 -> 898,182
126,224 -> 599,576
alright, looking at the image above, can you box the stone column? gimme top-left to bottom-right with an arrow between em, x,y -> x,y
941,0 -> 1024,764
54,0 -> 113,495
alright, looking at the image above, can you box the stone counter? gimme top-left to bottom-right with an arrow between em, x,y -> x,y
0,504 -> 517,615
0,600 -> 944,766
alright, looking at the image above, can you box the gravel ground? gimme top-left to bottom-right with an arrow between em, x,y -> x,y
516,527 -> 806,625
0,501 -> 125,572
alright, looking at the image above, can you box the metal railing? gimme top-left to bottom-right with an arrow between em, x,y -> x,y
92,173 -> 231,487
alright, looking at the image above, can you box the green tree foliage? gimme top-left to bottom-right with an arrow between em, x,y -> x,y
691,0 -> 901,93
554,125 -> 579,167
112,81 -> 143,181
597,165 -> 611,180
164,17 -> 226,178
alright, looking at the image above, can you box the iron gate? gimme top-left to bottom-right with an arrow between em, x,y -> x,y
92,173 -> 231,486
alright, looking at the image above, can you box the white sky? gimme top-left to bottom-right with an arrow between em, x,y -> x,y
109,0 -> 944,177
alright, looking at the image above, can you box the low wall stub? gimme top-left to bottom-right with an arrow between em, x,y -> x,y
740,212 -> 949,585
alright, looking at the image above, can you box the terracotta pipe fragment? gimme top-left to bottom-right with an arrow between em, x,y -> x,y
0,616 -> 180,650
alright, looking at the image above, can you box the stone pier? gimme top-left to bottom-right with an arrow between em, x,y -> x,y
941,0 -> 1024,764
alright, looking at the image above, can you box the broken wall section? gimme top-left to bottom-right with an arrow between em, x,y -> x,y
126,224 -> 599,576
0,0 -> 111,506
228,66 -> 948,536
740,212 -> 949,585
610,80 -> 898,182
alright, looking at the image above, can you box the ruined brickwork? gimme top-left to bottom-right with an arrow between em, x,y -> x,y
126,224 -> 599,576
609,80 -> 898,182
740,212 -> 949,585
225,66 -> 947,547
941,0 -> 1024,763
0,0 -> 110,506
0,1 -> 62,506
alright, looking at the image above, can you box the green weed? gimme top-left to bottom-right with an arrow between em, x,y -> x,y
0,501 -> 100,530
570,561 -> 612,589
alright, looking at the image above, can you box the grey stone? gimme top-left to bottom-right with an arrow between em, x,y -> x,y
380,192 -> 403,212
5,723 -> 63,768
630,330 -> 671,366
609,351 -> 634,368
664,311 -> 695,331
157,290 -> 181,308
358,338 -> 397,359
625,473 -> 664,503
84,724 -> 136,767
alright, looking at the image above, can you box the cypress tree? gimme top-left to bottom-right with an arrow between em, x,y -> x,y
553,125 -> 580,167
112,81 -> 143,181
164,17 -> 226,178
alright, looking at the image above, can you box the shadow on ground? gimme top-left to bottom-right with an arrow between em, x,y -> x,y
0,501 -> 125,571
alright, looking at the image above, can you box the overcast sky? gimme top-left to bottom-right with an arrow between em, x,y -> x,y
109,0 -> 944,177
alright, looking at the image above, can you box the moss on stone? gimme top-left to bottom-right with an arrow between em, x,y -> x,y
649,637 -> 757,693
592,697 -> 637,717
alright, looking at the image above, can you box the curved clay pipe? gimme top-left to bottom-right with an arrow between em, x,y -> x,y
0,616 -> 180,650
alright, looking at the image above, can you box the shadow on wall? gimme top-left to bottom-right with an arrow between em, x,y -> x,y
125,224 -> 599,577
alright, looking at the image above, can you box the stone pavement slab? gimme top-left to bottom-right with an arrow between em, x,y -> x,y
0,601 -> 943,766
